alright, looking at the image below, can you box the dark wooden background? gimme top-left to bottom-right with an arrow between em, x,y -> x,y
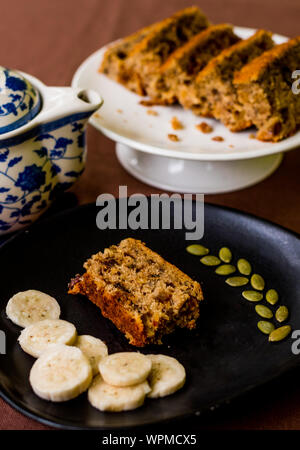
0,0 -> 299,430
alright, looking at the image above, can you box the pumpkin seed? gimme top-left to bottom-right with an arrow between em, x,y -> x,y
255,304 -> 273,318
237,258 -> 252,276
242,290 -> 263,302
215,264 -> 236,276
225,276 -> 249,287
269,325 -> 291,342
266,289 -> 279,305
251,274 -> 265,291
200,255 -> 221,266
186,244 -> 209,256
219,247 -> 232,263
257,321 -> 275,335
275,306 -> 289,323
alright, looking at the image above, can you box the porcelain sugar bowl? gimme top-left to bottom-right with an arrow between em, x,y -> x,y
0,67 -> 102,235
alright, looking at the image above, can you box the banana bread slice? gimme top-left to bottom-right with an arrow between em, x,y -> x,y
147,24 -> 240,105
117,6 -> 209,96
185,30 -> 274,130
99,24 -> 158,91
68,238 -> 203,347
234,36 -> 300,141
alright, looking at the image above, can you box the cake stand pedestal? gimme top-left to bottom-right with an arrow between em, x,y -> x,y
116,143 -> 283,194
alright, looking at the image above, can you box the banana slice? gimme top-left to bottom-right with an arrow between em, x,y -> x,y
30,344 -> 92,402
88,375 -> 151,412
6,290 -> 60,328
18,319 -> 77,358
99,352 -> 152,387
147,354 -> 186,398
75,335 -> 108,376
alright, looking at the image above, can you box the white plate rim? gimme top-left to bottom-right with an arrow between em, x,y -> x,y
72,26 -> 300,162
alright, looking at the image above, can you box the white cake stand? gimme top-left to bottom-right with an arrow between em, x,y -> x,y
115,143 -> 283,193
72,27 -> 299,193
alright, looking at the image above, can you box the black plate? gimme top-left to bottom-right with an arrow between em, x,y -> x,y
0,202 -> 299,430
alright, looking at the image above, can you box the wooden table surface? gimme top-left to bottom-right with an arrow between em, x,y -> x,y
0,0 -> 299,430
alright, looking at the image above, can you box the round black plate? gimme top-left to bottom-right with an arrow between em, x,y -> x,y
0,202 -> 299,430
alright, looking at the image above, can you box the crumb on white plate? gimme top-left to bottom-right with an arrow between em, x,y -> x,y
168,133 -> 180,142
140,99 -> 158,107
212,136 -> 224,142
195,122 -> 213,133
147,109 -> 158,116
171,116 -> 184,130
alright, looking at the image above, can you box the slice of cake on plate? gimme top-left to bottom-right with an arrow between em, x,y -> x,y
147,24 -> 240,105
100,6 -> 209,96
99,23 -> 158,88
68,238 -> 203,347
234,36 -> 300,141
185,30 -> 274,130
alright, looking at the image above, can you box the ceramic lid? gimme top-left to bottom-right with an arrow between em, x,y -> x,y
0,67 -> 41,135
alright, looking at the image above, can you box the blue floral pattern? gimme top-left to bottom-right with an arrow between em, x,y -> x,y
0,67 -> 40,134
15,164 -> 46,193
0,119 -> 86,232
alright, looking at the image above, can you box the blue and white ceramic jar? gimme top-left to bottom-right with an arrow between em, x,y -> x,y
0,67 -> 102,235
